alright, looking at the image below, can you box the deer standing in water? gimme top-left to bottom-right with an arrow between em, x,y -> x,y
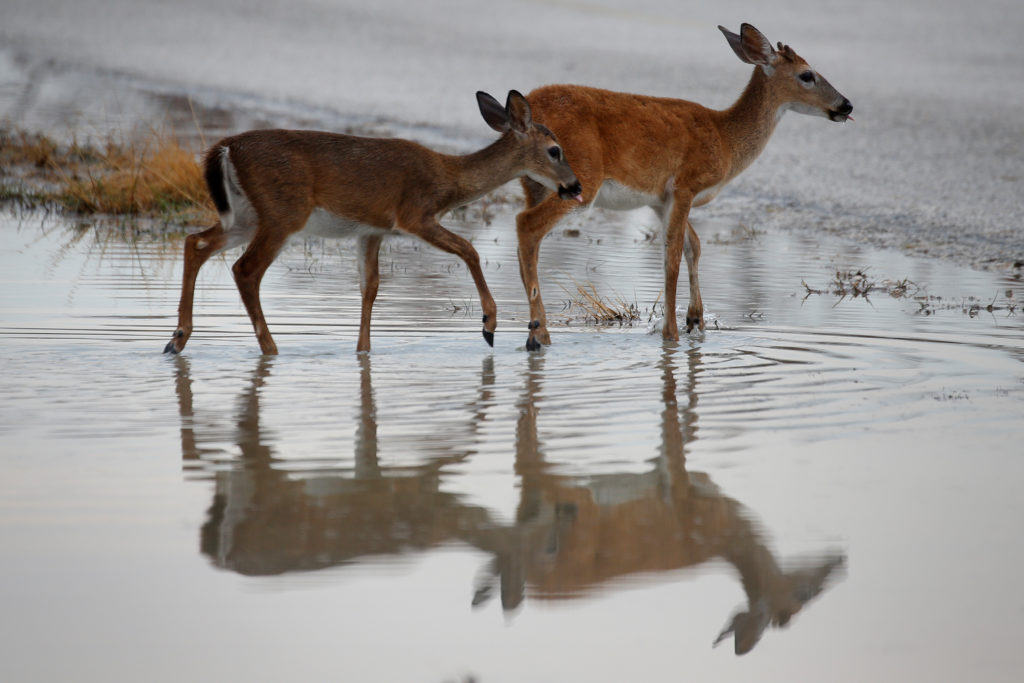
515,23 -> 853,350
164,90 -> 582,355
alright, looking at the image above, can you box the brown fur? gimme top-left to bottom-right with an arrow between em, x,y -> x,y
164,91 -> 580,355
515,23 -> 852,348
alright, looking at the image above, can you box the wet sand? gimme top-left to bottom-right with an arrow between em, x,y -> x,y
2,1 -> 1024,681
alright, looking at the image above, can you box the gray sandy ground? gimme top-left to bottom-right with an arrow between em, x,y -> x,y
1,0 -> 1021,270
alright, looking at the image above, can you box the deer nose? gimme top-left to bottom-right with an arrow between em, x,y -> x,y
837,98 -> 853,115
558,180 -> 583,201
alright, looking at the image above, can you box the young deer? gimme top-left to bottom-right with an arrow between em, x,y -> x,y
164,90 -> 582,355
516,23 -> 853,350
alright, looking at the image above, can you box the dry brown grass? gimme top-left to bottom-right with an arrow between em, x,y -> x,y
0,129 -> 60,168
59,130 -> 210,218
1,125 -> 215,225
561,279 -> 641,325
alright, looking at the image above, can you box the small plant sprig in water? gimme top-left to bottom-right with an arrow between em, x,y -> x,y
559,279 -> 642,326
802,269 -> 1018,318
802,268 -> 920,302
916,290 -> 1018,317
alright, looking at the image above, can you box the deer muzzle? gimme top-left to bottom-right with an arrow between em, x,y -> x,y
558,180 -> 584,202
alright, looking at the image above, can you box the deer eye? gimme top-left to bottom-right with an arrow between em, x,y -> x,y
799,71 -> 815,84
547,146 -> 562,161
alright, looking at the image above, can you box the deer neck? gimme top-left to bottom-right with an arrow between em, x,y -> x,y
447,133 -> 524,209
717,68 -> 786,180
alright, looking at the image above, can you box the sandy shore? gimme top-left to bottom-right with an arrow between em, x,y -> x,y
1,0 -> 1021,270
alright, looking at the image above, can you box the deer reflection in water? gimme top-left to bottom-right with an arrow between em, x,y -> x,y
173,347 -> 844,655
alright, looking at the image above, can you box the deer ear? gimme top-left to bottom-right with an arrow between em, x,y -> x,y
719,25 -> 751,64
477,91 -> 509,132
504,90 -> 532,134
738,23 -> 776,67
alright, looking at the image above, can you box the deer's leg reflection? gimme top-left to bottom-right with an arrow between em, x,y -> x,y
235,356 -> 275,465
173,355 -> 198,461
473,353 -> 579,611
354,354 -> 380,479
197,358 -> 281,570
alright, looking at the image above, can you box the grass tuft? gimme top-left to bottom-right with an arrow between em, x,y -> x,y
1,125 -> 215,225
560,279 -> 642,325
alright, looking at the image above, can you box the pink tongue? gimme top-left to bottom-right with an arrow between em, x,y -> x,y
575,194 -> 584,203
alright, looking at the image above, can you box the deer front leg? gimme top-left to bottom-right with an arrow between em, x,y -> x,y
164,222 -> 227,354
515,197 -> 573,351
409,220 -> 497,347
663,233 -> 682,341
662,198 -> 694,341
683,220 -> 704,333
356,234 -> 383,352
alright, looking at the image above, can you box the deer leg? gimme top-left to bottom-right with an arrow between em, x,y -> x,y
515,197 -> 574,351
683,220 -> 705,333
232,226 -> 294,355
356,234 -> 383,353
408,220 -> 497,347
661,199 -> 693,342
164,222 -> 228,354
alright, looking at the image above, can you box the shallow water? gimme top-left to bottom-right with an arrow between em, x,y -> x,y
1,204 -> 1022,682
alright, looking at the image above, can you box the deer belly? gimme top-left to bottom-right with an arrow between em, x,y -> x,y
592,179 -> 663,211
301,208 -> 393,239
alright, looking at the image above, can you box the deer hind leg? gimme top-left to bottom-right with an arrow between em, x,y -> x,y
231,215 -> 305,355
164,222 -> 230,354
683,220 -> 704,333
407,219 -> 497,347
355,233 -> 383,353
515,195 -> 576,351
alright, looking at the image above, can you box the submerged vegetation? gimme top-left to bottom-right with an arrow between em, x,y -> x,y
0,126 -> 214,225
802,268 -> 1018,317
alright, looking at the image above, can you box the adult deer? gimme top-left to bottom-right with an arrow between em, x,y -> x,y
164,90 -> 582,355
516,23 -> 853,350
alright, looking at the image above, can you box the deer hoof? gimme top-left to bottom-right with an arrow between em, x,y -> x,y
164,330 -> 185,354
482,329 -> 494,347
525,320 -> 543,351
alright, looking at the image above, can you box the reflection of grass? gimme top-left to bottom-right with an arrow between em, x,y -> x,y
802,269 -> 1019,317
1,126 -> 214,225
915,291 -> 1018,318
802,268 -> 903,301
708,222 -> 763,245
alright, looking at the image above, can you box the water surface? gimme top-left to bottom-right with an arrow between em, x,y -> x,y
1,206 -> 1022,682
